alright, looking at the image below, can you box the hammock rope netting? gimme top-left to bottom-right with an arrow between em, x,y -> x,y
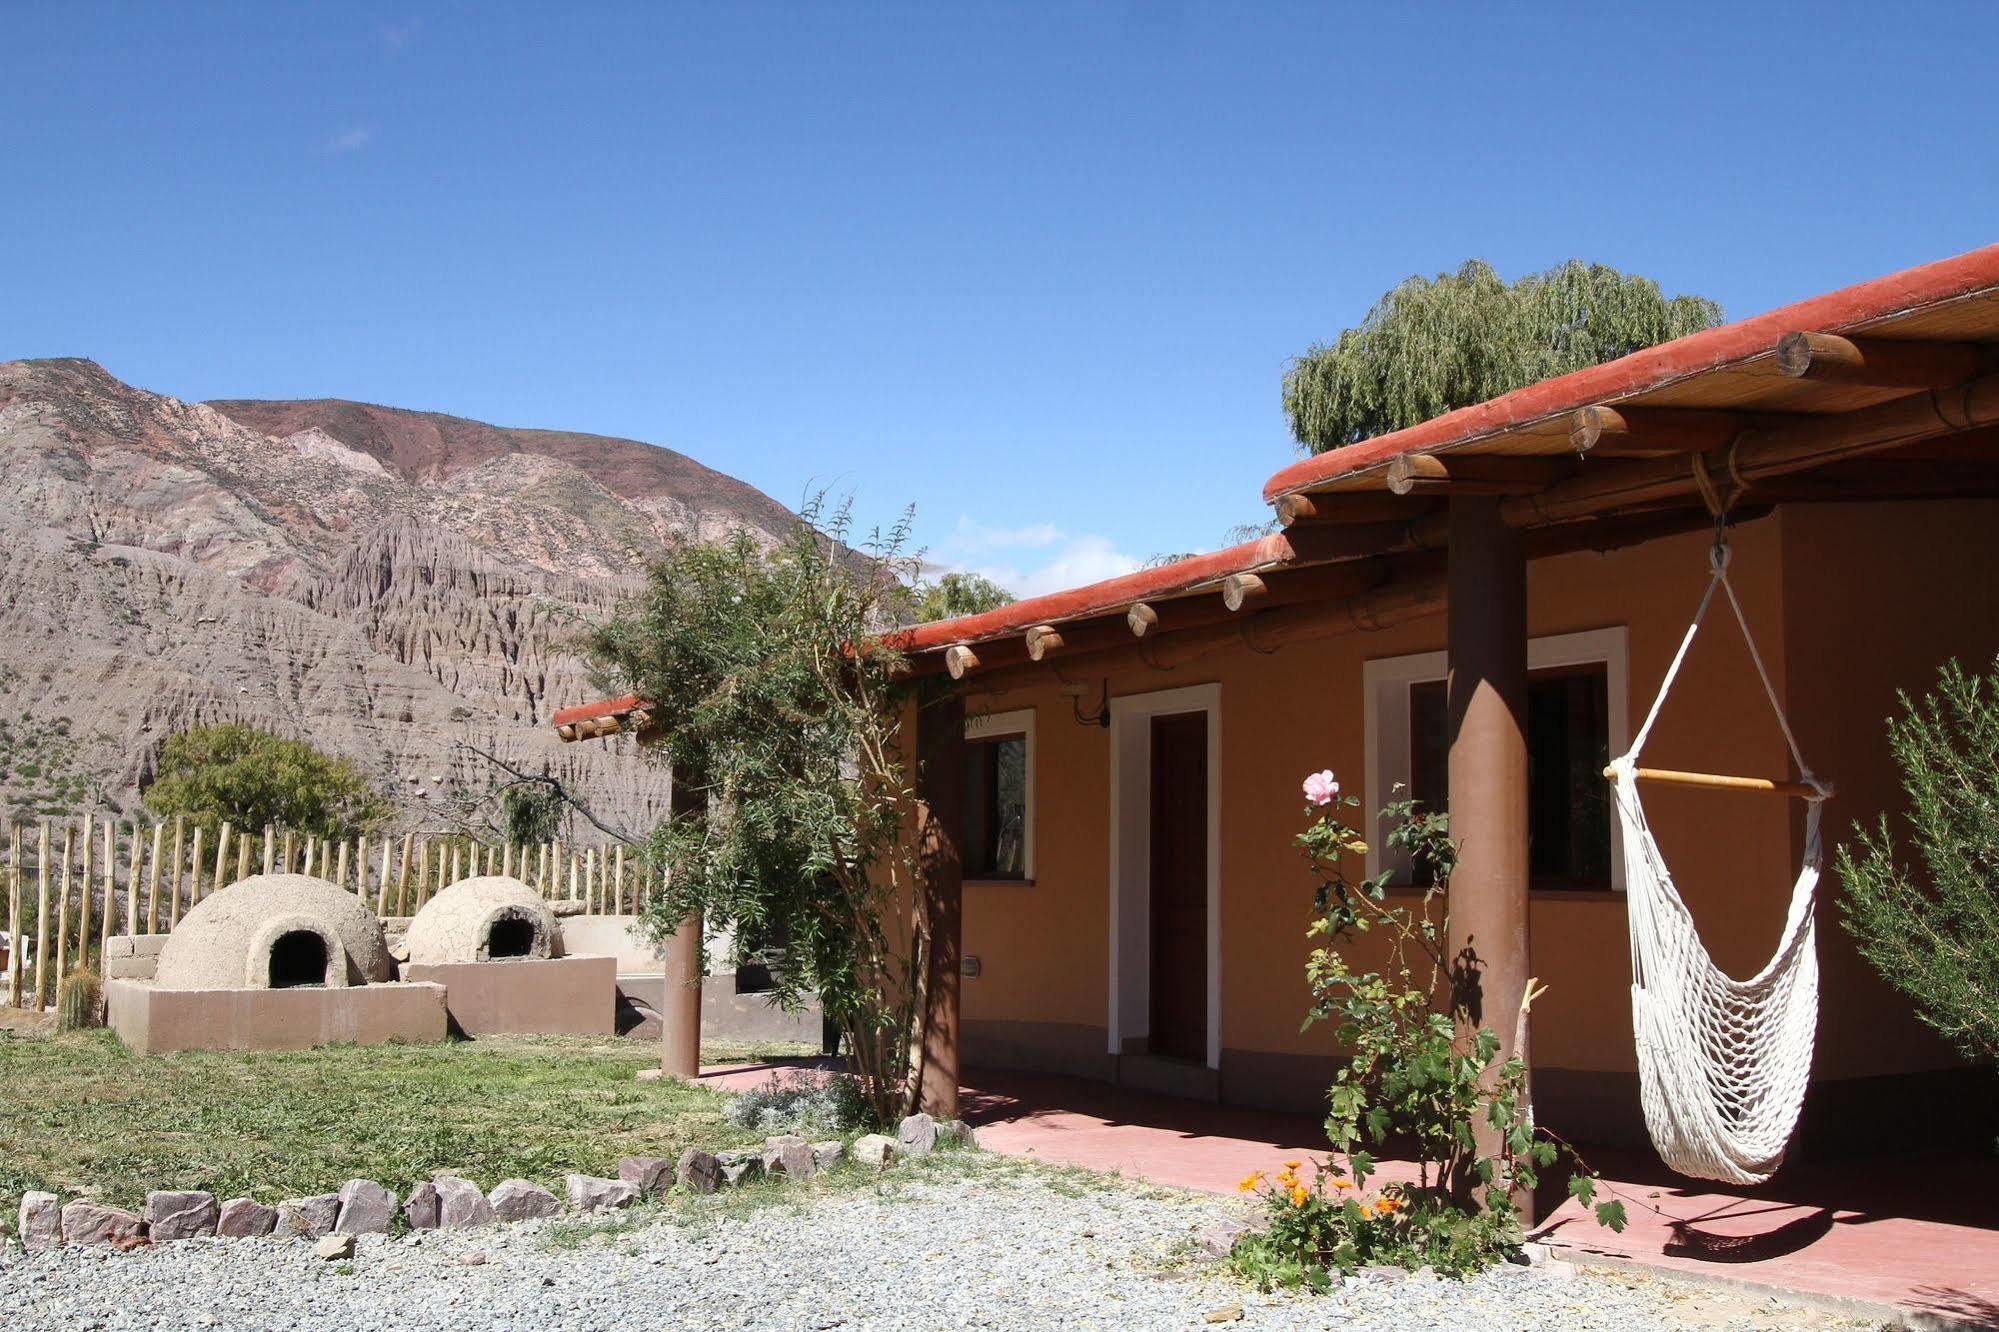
1610,540 -> 1831,1186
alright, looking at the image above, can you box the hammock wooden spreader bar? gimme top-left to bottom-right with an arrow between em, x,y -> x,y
1602,765 -> 1826,799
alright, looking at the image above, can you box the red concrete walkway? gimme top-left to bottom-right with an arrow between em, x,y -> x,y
701,1060 -> 1999,1328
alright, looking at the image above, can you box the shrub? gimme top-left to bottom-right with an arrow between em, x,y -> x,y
1836,658 -> 1999,1062
142,723 -> 391,842
1229,772 -> 1621,1289
724,1073 -> 869,1137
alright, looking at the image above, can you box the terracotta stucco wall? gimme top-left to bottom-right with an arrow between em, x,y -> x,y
957,503 -> 1997,1090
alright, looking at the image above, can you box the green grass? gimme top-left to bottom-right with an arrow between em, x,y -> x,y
0,1030 -> 765,1210
696,1038 -> 821,1064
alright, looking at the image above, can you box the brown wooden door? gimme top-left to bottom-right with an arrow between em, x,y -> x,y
1149,711 -> 1208,1062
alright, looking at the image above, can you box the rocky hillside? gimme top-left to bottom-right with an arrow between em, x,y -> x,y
0,358 -> 804,835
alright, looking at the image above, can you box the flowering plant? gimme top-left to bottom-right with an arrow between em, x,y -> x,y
1229,772 -> 1624,1289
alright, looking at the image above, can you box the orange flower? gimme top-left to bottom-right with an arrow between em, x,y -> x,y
1331,1179 -> 1353,1190
1372,1196 -> 1401,1216
1282,1160 -> 1303,1170
1236,1172 -> 1263,1194
1289,1183 -> 1310,1207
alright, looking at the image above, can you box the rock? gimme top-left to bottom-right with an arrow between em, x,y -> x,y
1194,1218 -> 1254,1258
313,1234 -> 356,1261
676,1148 -> 722,1195
402,1181 -> 441,1230
565,1174 -> 639,1212
488,1180 -> 562,1222
715,1150 -> 763,1188
896,1113 -> 938,1158
216,1198 -> 277,1238
1542,1258 -> 1579,1281
1203,1308 -> 1245,1325
433,1176 -> 494,1230
334,1180 -> 398,1235
851,1134 -> 897,1168
1513,1241 -> 1553,1267
809,1140 -> 845,1170
939,1119 -> 979,1149
144,1190 -> 219,1242
762,1135 -> 817,1182
458,1249 -> 488,1266
60,1201 -> 147,1248
1359,1264 -> 1406,1284
274,1194 -> 341,1239
618,1156 -> 674,1199
18,1192 -> 62,1251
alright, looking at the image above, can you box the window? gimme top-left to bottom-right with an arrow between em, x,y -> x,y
1363,628 -> 1628,891
964,709 -> 1035,881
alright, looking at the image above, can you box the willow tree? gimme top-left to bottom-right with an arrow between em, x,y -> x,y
1282,259 -> 1722,453
584,499 -> 944,1126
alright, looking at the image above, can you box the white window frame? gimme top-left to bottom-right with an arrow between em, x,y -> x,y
1105,683 -> 1222,1070
1361,627 -> 1630,892
964,707 -> 1036,883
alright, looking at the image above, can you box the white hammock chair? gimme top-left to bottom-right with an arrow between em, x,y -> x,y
1608,537 -> 1832,1186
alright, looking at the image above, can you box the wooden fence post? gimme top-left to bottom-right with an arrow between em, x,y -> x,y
183,825 -> 203,925
395,834 -> 413,916
8,826 -> 22,1009
98,817 -> 116,949
34,823 -> 51,1008
146,822 -> 164,934
263,826 -> 275,876
281,829 -> 295,875
54,824 -> 74,983
335,839 -> 350,891
124,821 -> 141,937
213,822 -> 232,899
76,815 -> 94,970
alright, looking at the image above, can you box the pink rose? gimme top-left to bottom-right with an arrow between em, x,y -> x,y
1302,770 -> 1340,806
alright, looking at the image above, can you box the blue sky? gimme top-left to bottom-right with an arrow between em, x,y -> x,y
5,4 -> 1996,596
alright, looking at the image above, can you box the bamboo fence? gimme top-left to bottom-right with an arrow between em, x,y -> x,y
0,815 -> 652,1010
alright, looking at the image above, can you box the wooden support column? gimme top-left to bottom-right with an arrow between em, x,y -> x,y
913,685 -> 965,1119
659,765 -> 705,1080
1443,496 -> 1532,1207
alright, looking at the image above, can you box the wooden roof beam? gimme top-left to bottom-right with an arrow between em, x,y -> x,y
1775,331 -> 1985,389
1385,453 -> 1568,495
1274,491 -> 1437,527
1569,405 -> 1750,456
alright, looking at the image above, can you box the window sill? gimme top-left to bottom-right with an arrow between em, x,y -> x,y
1380,883 -> 1623,903
966,877 -> 1035,888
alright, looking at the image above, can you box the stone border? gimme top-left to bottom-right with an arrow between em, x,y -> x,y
11,1113 -> 977,1255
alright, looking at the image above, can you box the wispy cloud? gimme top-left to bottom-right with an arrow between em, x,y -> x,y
325,126 -> 374,154
380,21 -> 418,53
934,516 -> 1143,600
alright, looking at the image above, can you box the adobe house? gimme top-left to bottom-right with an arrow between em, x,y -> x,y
556,245 -> 1999,1155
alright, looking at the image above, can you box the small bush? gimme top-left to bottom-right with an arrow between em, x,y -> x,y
724,1073 -> 869,1137
56,970 -> 102,1033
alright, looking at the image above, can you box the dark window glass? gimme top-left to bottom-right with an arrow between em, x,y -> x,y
964,734 -> 1027,879
1408,662 -> 1612,890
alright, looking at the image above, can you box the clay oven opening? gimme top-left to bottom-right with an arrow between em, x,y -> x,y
268,930 -> 330,988
485,916 -> 536,960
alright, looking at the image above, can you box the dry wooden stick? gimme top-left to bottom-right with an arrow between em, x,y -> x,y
212,822 -> 232,900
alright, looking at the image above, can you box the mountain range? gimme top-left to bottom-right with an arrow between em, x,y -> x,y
0,357 -> 806,836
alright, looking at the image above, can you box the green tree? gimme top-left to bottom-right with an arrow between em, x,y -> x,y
585,499 -> 943,1126
1836,658 -> 1999,1062
909,570 -> 1013,622
142,723 -> 391,840
1282,259 -> 1722,453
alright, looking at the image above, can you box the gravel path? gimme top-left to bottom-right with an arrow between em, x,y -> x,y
0,1158 -> 1866,1332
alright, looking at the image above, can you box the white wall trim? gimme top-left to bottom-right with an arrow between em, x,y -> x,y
1361,626 -> 1630,891
965,707 -> 1036,881
1105,683 -> 1223,1069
